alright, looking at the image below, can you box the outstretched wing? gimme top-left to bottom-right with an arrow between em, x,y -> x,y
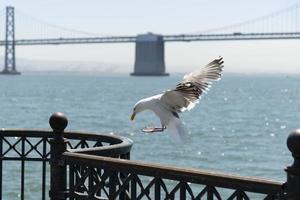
160,57 -> 224,112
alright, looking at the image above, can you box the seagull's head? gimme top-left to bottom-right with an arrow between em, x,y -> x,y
131,100 -> 147,121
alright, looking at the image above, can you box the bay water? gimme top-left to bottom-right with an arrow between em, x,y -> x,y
0,72 -> 299,199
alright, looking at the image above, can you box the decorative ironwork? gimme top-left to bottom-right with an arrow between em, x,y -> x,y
1,112 -> 300,199
64,153 -> 284,200
0,113 -> 133,200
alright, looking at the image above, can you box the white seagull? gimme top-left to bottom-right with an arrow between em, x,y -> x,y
130,57 -> 224,141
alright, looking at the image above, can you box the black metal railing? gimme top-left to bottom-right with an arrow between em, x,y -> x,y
0,112 -> 132,200
63,152 -> 284,199
1,112 -> 300,199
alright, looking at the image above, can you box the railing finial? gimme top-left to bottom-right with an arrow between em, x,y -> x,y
49,112 -> 68,133
287,129 -> 300,165
49,112 -> 68,200
285,129 -> 300,200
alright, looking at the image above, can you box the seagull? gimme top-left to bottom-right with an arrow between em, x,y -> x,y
130,57 -> 224,141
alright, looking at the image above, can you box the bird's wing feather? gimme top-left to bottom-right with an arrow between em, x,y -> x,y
183,56 -> 224,82
160,90 -> 198,112
161,57 -> 224,112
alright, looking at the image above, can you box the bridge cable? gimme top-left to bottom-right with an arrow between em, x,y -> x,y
186,3 -> 300,34
14,8 -> 112,38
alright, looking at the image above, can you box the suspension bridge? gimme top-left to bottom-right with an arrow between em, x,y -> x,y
0,4 -> 300,75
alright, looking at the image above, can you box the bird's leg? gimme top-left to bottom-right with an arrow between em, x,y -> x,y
153,125 -> 166,132
142,125 -> 166,133
153,127 -> 165,132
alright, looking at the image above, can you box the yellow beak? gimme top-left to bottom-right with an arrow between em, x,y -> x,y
130,113 -> 136,121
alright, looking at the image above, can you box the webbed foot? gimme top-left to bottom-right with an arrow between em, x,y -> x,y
142,126 -> 166,133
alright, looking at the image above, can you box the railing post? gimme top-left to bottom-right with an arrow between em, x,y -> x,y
49,112 -> 68,200
285,129 -> 300,200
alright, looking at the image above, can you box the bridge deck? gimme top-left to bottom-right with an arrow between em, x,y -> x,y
0,32 -> 300,45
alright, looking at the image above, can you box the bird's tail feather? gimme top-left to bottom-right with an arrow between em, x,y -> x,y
167,117 -> 189,142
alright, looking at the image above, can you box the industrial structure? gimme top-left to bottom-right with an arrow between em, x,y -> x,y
132,33 -> 168,76
1,5 -> 300,75
0,7 -> 20,75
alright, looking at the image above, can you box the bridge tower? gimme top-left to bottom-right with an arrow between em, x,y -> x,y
0,6 -> 20,75
131,33 -> 168,76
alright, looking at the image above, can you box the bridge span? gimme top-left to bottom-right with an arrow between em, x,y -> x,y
1,6 -> 300,75
3,32 -> 300,46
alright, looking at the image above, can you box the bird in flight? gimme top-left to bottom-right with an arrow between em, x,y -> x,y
130,57 -> 224,141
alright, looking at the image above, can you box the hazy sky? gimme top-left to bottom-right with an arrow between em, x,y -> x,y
1,0 -> 300,73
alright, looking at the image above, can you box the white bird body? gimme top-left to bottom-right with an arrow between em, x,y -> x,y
134,94 -> 174,127
131,57 -> 224,141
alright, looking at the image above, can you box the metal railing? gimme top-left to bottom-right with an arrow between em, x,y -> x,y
1,112 -> 300,199
63,152 -> 284,200
0,112 -> 132,200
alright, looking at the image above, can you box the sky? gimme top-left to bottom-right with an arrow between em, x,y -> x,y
0,0 -> 300,74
